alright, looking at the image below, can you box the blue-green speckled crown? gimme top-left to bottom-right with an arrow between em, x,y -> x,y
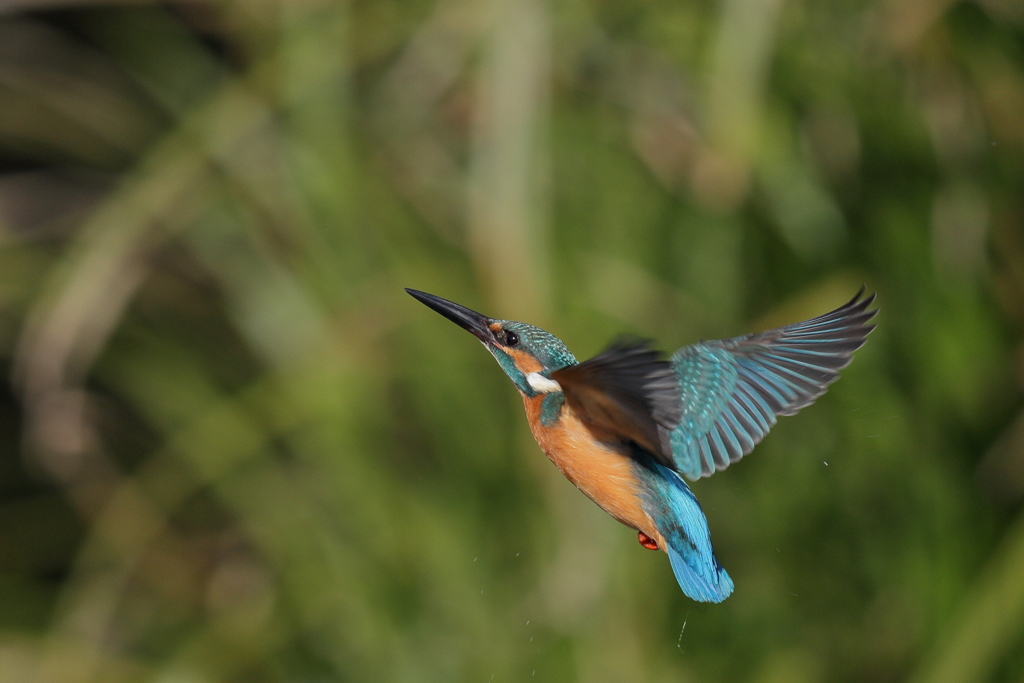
495,320 -> 577,371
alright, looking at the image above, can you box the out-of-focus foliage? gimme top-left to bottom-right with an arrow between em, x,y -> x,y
0,0 -> 1022,681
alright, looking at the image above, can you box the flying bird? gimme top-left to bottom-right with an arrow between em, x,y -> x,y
406,287 -> 876,602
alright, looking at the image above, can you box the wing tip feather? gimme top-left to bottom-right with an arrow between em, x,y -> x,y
668,287 -> 876,480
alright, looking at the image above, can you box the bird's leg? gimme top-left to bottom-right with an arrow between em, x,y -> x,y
637,531 -> 659,550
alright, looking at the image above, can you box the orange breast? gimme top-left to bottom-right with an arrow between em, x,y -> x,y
523,394 -> 665,548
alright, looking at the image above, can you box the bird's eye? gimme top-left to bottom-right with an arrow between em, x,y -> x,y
505,331 -> 519,347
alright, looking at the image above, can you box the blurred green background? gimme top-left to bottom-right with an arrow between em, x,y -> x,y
0,0 -> 1022,681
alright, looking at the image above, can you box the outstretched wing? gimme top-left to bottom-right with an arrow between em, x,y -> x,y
669,288 -> 877,480
552,339 -> 681,461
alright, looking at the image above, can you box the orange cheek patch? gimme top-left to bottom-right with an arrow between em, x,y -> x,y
507,348 -> 543,374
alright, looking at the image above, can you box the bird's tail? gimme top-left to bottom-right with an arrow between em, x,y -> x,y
652,466 -> 735,603
666,540 -> 734,603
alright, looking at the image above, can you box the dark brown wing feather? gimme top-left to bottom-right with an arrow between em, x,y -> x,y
551,339 -> 681,460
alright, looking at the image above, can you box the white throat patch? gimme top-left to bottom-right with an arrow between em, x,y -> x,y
526,372 -> 562,394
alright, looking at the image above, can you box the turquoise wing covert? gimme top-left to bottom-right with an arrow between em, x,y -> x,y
668,288 -> 877,481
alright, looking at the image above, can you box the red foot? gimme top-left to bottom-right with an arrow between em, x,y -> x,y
637,531 -> 659,550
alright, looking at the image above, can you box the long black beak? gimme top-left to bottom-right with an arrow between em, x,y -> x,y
405,289 -> 492,342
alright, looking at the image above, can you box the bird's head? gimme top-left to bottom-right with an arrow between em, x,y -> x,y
406,289 -> 577,396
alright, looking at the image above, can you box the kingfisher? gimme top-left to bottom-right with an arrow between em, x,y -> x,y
406,287 -> 876,602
